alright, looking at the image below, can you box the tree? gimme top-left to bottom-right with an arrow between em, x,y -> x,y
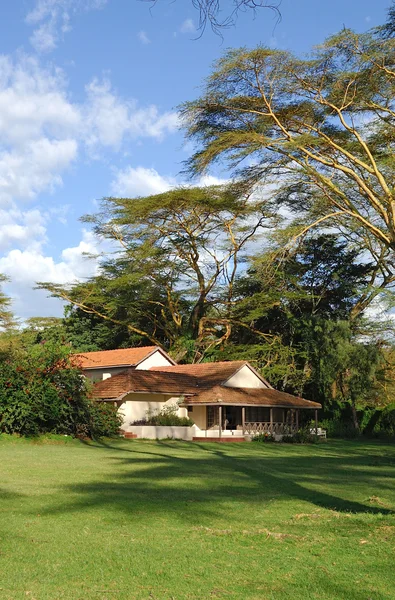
181,24 -> 395,312
39,186 -> 276,361
142,0 -> 279,34
213,234 -> 388,420
0,275 -> 15,331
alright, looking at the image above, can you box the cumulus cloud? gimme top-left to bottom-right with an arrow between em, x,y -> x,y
26,0 -> 108,53
0,55 -> 178,209
111,166 -> 176,197
0,229 -> 100,318
111,166 -> 228,198
83,78 -> 179,151
0,52 -> 178,318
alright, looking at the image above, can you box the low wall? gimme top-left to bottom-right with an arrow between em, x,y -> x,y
124,425 -> 196,440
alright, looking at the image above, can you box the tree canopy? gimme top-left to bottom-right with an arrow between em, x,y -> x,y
181,25 -> 395,310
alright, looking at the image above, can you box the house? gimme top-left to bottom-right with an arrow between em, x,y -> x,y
76,346 -> 321,441
74,346 -> 175,382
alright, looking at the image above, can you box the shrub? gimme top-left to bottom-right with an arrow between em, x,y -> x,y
281,428 -> 318,444
87,401 -> 123,438
251,432 -> 275,443
132,403 -> 194,427
0,341 -> 121,438
320,419 -> 360,439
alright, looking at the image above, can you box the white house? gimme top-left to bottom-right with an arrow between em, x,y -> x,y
76,346 -> 322,441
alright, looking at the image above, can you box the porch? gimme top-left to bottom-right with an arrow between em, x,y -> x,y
189,404 -> 320,440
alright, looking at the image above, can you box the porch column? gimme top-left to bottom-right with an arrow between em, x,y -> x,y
295,409 -> 299,432
218,405 -> 222,440
314,409 -> 318,438
270,408 -> 273,435
242,406 -> 245,435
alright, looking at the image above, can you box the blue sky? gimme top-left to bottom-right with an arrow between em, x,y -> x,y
0,0 -> 390,319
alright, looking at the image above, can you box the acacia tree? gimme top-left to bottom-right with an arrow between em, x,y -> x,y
39,186 -> 277,361
181,24 -> 395,313
0,275 -> 14,331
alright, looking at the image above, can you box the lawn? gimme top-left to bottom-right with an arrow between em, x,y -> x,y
0,437 -> 394,600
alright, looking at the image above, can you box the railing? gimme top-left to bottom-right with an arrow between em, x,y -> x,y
244,422 -> 297,435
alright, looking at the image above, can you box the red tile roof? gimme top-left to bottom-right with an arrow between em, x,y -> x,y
150,361 -> 270,388
74,346 -> 171,369
183,386 -> 321,409
91,368 -> 198,399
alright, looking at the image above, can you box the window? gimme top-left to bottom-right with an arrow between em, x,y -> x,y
245,407 -> 270,422
207,406 -> 219,428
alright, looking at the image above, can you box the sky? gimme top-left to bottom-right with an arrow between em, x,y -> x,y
0,0 -> 391,320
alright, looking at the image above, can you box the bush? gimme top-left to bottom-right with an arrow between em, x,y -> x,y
0,341 -> 121,438
251,432 -> 275,443
372,404 -> 395,439
281,428 -> 318,444
88,401 -> 123,437
132,403 -> 195,427
320,419 -> 360,439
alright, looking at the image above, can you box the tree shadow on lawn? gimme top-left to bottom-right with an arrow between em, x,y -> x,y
40,439 -> 395,520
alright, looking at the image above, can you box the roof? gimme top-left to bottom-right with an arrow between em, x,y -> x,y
74,346 -> 174,369
182,386 -> 322,409
91,366 -> 320,409
91,368 -> 198,399
150,361 -> 271,388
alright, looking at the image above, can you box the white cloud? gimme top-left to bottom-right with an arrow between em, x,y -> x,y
112,166 -> 176,197
0,55 -> 178,208
83,78 -> 179,150
26,0 -> 108,53
111,166 -> 228,197
0,229 -> 100,318
0,208 -> 47,252
0,138 -> 77,206
0,55 -> 178,317
180,18 -> 195,33
138,30 -> 151,45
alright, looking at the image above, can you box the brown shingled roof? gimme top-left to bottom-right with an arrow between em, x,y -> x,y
150,361 -> 271,388
74,346 -> 173,369
182,386 -> 321,409
91,368 -> 198,399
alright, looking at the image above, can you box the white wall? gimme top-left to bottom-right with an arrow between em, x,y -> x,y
224,365 -> 267,388
118,393 -> 187,428
126,425 -> 196,440
84,366 -> 131,383
136,350 -> 173,370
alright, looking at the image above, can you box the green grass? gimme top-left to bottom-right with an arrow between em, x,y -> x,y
0,436 -> 394,600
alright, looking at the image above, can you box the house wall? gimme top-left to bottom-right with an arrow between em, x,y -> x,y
83,349 -> 173,382
136,350 -> 174,370
188,405 -> 206,429
84,366 -> 130,383
224,365 -> 267,389
118,393 -> 187,429
125,425 -> 195,440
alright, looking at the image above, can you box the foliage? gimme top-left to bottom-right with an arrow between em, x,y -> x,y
0,275 -> 15,331
251,432 -> 275,442
88,401 -> 124,437
39,186 -> 277,361
132,402 -> 195,427
0,341 -> 120,438
281,428 -> 318,444
181,24 -> 395,310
